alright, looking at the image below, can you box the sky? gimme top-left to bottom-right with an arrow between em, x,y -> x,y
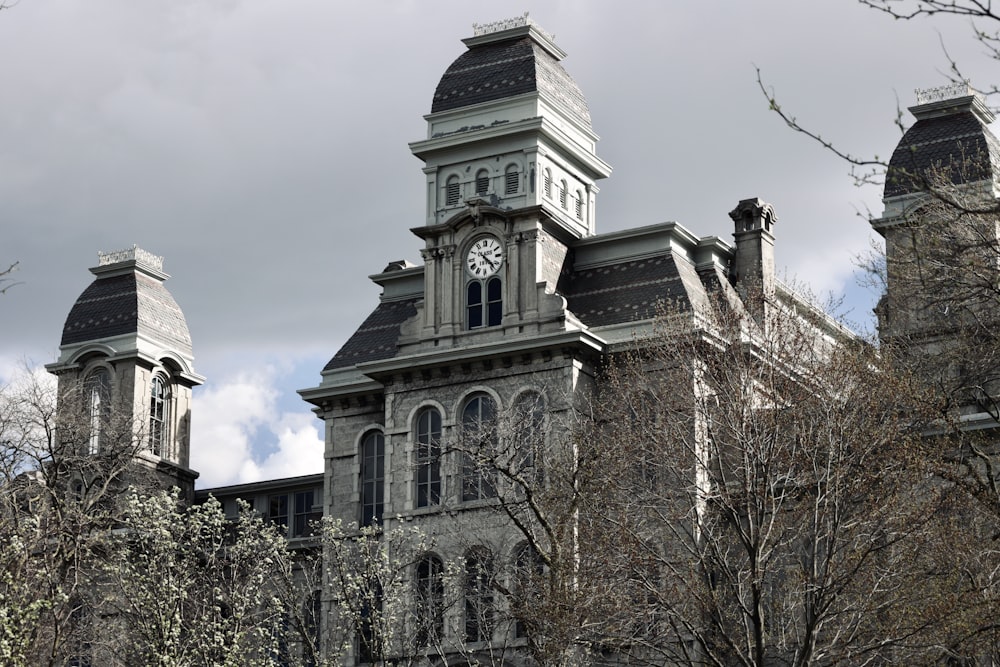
1,1 -> 995,488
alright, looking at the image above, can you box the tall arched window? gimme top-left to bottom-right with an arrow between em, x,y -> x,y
466,276 -> 502,329
575,190 -> 584,220
415,408 -> 441,508
559,179 -> 568,208
415,555 -> 444,647
445,175 -> 461,206
513,542 -> 545,638
360,431 -> 385,527
464,548 -> 495,643
149,375 -> 169,458
461,394 -> 497,502
543,168 -> 552,198
84,368 -> 111,455
512,392 -> 545,485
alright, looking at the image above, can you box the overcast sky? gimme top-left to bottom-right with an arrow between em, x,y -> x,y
1,1 -> 994,488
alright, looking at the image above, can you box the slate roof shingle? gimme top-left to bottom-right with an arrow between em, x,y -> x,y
885,110 -> 1000,198
323,299 -> 420,372
432,36 -> 591,130
61,272 -> 193,355
559,253 -> 697,328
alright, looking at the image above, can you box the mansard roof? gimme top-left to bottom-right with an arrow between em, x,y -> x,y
60,248 -> 193,357
885,85 -> 1000,199
323,298 -> 419,372
558,253 -> 704,327
432,23 -> 591,130
322,231 -> 728,374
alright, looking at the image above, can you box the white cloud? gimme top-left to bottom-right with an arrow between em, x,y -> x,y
190,366 -> 322,488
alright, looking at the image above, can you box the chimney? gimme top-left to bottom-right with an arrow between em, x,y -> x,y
729,198 -> 777,322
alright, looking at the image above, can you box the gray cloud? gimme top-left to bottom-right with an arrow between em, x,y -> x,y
2,1 -> 993,481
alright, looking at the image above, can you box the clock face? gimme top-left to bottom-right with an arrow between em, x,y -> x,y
466,236 -> 504,278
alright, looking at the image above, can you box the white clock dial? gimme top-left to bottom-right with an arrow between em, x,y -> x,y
466,237 -> 504,278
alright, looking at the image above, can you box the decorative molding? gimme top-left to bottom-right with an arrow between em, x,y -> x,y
421,245 -> 456,261
915,81 -> 976,105
99,245 -> 163,272
472,12 -> 547,37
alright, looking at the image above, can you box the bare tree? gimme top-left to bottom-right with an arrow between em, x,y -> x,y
535,293 -> 965,666
0,261 -> 17,295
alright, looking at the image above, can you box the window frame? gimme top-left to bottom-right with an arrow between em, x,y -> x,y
415,554 -> 444,647
464,548 -> 495,643
504,166 -> 519,195
461,394 -> 498,502
84,367 -> 111,455
415,408 -> 442,508
445,175 -> 461,207
149,374 -> 170,459
466,276 -> 502,330
475,169 -> 490,195
360,431 -> 385,527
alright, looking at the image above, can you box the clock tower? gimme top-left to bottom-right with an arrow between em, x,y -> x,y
405,13 -> 612,347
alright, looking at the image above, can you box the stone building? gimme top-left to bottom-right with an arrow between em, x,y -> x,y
46,245 -> 204,501
44,14 -> 1000,667
296,14 -> 847,664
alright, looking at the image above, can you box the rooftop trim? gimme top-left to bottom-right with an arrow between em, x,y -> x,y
472,12 -> 537,37
99,245 -> 163,272
915,81 -> 976,105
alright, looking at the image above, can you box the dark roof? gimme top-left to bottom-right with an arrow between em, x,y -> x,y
323,253 -> 718,372
323,299 -> 419,372
61,271 -> 193,355
885,109 -> 1000,198
432,36 -> 591,129
559,253 -> 697,327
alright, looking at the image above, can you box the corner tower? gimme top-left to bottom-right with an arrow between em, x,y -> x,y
46,246 -> 204,499
872,82 -> 1000,345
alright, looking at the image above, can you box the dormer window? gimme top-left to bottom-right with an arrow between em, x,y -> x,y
475,170 -> 490,195
446,176 -> 461,206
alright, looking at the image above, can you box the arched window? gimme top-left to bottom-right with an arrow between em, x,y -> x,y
512,392 -> 545,485
415,555 -> 444,647
513,543 -> 545,638
461,394 -> 497,502
575,190 -> 584,220
504,165 -> 519,195
415,408 -> 441,508
360,431 -> 385,527
149,375 -> 169,458
445,175 -> 461,206
84,368 -> 110,455
475,169 -> 490,195
465,548 -> 495,643
357,579 -> 383,663
466,276 -> 502,329
559,179 -> 568,208
543,168 -> 552,198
